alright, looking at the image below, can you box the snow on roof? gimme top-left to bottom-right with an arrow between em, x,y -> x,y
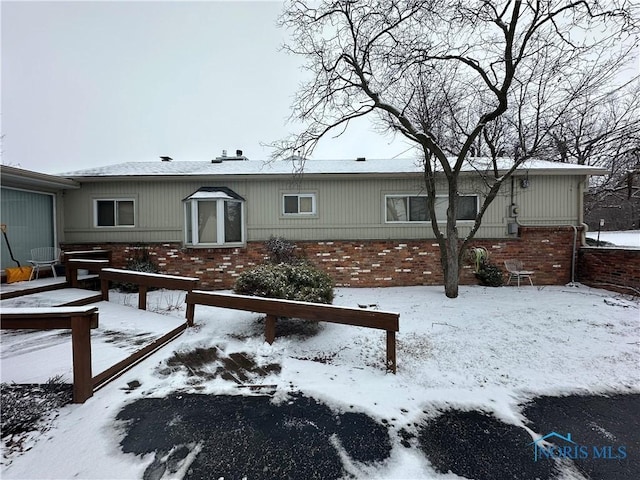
58,157 -> 607,178
183,186 -> 246,202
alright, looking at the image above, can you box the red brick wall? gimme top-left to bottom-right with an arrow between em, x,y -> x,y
578,247 -> 640,296
61,226 -> 579,289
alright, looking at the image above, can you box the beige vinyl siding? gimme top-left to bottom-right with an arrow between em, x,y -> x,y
62,173 -> 586,244
511,175 -> 581,224
64,180 -> 248,243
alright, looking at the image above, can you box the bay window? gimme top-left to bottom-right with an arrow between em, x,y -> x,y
184,187 -> 245,246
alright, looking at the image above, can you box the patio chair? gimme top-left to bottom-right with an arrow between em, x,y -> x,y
504,259 -> 534,287
28,247 -> 62,281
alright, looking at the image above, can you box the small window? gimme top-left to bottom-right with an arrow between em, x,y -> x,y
283,193 -> 316,215
94,199 -> 135,227
385,195 -> 477,222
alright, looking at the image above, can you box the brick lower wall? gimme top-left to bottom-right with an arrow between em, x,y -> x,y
61,226 -> 579,289
577,247 -> 640,296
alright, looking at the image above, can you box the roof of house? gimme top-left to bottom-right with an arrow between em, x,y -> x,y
1,165 -> 80,191
58,157 -> 608,180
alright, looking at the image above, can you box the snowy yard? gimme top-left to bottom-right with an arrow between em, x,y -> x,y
585,230 -> 640,248
1,284 -> 638,479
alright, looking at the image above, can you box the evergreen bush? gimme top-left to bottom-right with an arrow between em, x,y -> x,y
234,261 -> 334,304
475,263 -> 504,287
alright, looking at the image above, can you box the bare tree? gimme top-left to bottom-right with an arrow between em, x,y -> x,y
276,0 -> 638,298
543,79 -> 640,192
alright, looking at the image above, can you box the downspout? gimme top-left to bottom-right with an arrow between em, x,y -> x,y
512,178 -> 587,287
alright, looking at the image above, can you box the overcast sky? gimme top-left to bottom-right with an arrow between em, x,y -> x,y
1,0 -> 413,175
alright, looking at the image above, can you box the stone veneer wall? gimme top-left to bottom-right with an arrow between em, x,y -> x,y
61,226 -> 579,289
577,247 -> 640,296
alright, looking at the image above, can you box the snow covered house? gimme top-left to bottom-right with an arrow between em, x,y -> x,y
56,154 -> 606,289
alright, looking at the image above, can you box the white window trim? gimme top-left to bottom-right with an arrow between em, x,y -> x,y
384,194 -> 479,223
93,198 -> 136,228
282,192 -> 317,216
184,198 -> 246,247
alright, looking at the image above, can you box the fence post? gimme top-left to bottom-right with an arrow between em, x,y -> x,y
265,315 -> 276,344
186,300 -> 195,327
70,314 -> 94,403
101,278 -> 110,301
68,264 -> 79,288
386,330 -> 397,374
138,285 -> 148,310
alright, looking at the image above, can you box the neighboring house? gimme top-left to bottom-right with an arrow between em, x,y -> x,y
57,154 -> 606,289
584,168 -> 640,231
0,165 -> 79,277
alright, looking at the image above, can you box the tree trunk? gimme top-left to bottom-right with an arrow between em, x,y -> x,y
442,212 -> 460,298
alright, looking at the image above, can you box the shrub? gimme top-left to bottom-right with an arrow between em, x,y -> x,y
475,263 -> 504,287
1,376 -> 71,437
115,247 -> 159,293
234,261 -> 334,304
264,236 -> 298,264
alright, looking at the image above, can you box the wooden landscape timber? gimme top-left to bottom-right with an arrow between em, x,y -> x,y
63,249 -> 113,287
100,268 -> 199,315
1,306 -> 99,403
186,291 -> 400,373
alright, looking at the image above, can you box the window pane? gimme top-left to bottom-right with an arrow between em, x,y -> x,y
185,202 -> 193,243
117,201 -> 134,226
434,197 -> 448,220
224,201 -> 242,242
386,197 -> 408,221
409,197 -> 428,221
97,201 -> 115,226
284,195 -> 298,214
198,201 -> 217,243
457,196 -> 477,220
299,196 -> 313,213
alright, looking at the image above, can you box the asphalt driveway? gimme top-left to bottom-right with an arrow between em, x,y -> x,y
117,392 -> 639,480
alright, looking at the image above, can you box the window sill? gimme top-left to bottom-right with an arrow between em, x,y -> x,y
184,243 -> 246,249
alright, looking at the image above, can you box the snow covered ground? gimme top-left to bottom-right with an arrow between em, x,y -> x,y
585,230 -> 640,248
1,284 -> 638,479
